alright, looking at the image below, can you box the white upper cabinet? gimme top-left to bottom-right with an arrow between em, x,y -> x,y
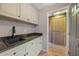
0,3 -> 20,18
0,3 -> 38,25
20,3 -> 38,24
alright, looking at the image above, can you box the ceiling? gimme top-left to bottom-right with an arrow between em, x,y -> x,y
32,3 -> 56,10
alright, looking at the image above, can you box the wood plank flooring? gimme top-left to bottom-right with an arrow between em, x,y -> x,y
48,48 -> 65,56
39,45 -> 66,56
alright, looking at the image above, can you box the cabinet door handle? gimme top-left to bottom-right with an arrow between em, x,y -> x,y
18,16 -> 20,17
24,52 -> 28,56
13,52 -> 16,55
24,54 -> 26,56
26,52 -> 28,55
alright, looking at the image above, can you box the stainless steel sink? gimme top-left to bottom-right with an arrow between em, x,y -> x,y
3,37 -> 25,46
2,33 -> 42,47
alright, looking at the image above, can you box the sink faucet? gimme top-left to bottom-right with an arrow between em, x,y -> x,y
12,26 -> 16,39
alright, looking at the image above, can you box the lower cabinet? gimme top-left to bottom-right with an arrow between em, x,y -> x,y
33,37 -> 42,55
0,36 -> 42,56
24,36 -> 42,56
0,43 -> 26,56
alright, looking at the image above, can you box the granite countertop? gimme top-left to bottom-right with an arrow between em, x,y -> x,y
0,33 -> 42,53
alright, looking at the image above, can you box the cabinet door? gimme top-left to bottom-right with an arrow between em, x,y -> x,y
24,38 -> 42,56
22,42 -> 31,56
11,45 -> 26,56
0,3 -> 20,17
24,41 -> 36,56
38,37 -> 42,50
28,40 -> 37,56
30,6 -> 38,24
0,44 -> 26,56
31,38 -> 40,55
31,37 -> 42,55
20,3 -> 38,24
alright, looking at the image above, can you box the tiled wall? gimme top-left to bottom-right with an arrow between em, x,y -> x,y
0,17 -> 36,37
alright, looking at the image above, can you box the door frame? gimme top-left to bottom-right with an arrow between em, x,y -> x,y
47,6 -> 70,55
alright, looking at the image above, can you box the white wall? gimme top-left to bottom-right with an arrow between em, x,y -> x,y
36,3 -> 70,51
0,17 -> 36,37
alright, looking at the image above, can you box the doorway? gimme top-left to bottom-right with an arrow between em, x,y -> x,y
48,10 -> 67,56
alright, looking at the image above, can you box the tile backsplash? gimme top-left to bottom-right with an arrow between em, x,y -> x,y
0,18 -> 36,37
